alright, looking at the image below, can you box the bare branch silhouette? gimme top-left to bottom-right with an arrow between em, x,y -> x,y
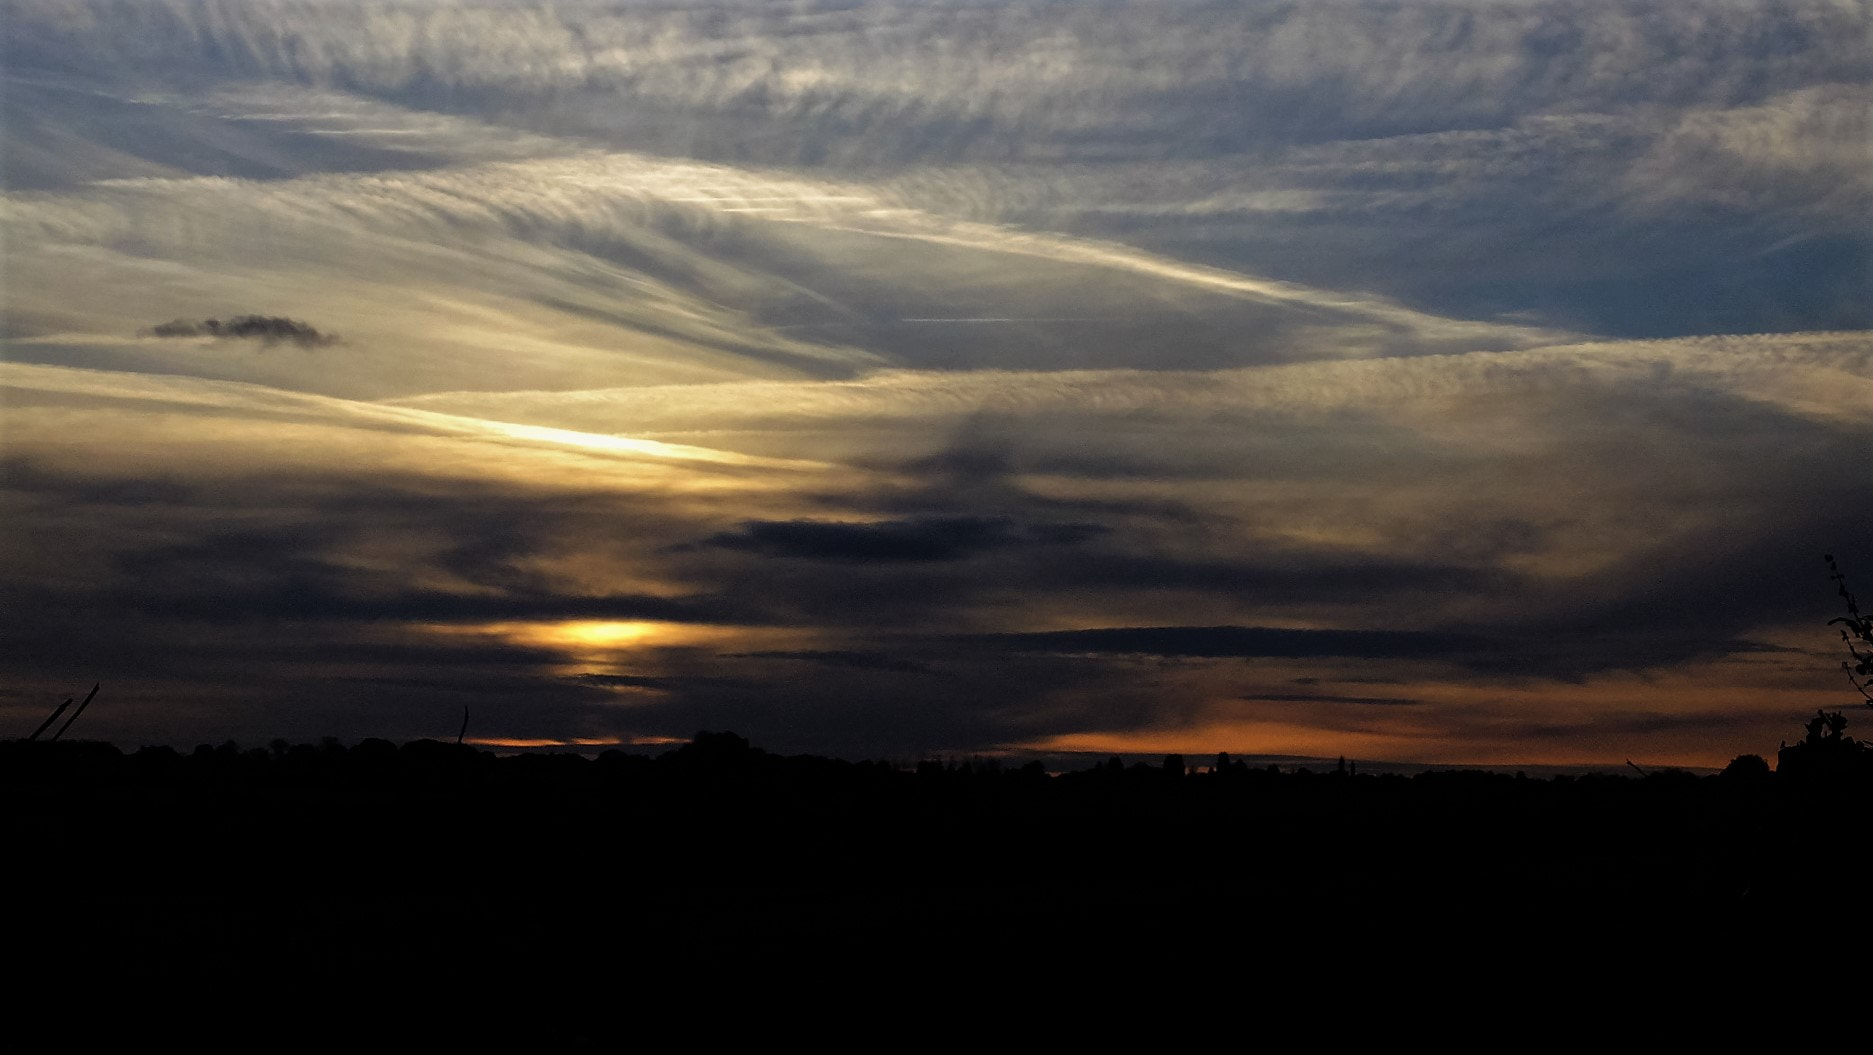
49,684 -> 101,741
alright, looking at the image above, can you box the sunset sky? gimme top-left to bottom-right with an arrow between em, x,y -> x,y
3,0 -> 1869,768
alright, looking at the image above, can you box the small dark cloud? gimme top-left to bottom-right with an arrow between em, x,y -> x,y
721,650 -> 932,674
698,516 -> 1105,563
1239,693 -> 1422,707
145,315 -> 338,347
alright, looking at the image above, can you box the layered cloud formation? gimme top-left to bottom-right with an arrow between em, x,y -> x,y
2,0 -> 1867,765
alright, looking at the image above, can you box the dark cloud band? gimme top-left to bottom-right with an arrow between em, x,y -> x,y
700,516 -> 1105,563
959,625 -> 1488,660
722,650 -> 932,673
1239,693 -> 1423,707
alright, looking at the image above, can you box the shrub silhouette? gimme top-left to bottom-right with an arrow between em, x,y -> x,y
1719,754 -> 1770,781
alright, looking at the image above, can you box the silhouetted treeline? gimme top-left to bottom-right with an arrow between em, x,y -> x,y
7,731 -> 1859,911
4,730 -> 1863,1038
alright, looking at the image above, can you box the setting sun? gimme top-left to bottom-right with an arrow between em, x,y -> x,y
544,621 -> 663,650
445,619 -> 728,658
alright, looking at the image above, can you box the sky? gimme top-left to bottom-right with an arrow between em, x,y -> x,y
2,0 -> 1869,767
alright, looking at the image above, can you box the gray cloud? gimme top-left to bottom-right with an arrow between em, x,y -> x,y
720,650 -> 932,674
960,626 -> 1490,661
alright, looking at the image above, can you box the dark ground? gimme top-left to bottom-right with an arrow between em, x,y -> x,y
5,732 -> 1862,1041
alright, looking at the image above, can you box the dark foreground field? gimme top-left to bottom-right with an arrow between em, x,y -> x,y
5,731 -> 1865,1039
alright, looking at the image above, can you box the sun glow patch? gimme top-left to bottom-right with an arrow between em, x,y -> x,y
412,620 -> 719,662
469,620 -> 675,654
474,420 -> 823,470
549,621 -> 662,649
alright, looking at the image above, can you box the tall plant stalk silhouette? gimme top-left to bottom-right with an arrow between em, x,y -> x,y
1825,554 -> 1873,706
